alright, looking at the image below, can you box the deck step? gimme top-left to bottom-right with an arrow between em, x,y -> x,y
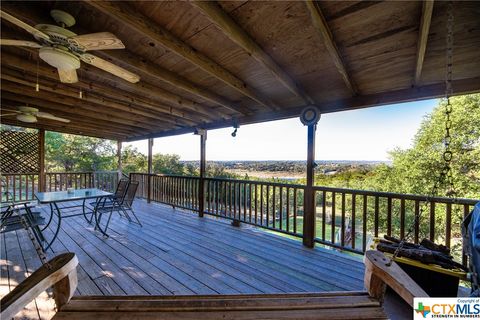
55,292 -> 387,319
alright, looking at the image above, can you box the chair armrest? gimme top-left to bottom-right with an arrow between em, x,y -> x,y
0,253 -> 78,319
364,250 -> 428,307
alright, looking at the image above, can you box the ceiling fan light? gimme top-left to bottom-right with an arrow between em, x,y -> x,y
17,114 -> 37,123
39,47 -> 80,70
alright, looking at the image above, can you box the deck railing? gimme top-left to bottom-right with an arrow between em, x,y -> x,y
1,171 -> 119,202
130,172 -> 478,262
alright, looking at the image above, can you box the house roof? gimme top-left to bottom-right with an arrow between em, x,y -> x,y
1,1 -> 479,141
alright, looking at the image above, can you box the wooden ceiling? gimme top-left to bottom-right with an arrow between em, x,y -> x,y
1,1 -> 479,141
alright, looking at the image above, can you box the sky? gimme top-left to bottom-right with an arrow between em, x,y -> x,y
125,99 -> 439,161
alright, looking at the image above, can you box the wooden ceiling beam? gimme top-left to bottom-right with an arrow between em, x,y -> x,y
0,92 -> 157,137
0,53 -> 198,126
128,76 -> 480,141
1,118 -> 128,141
79,63 -> 220,122
86,1 -> 278,110
192,1 -> 315,105
2,44 -> 218,123
414,0 -> 434,86
0,72 -> 186,129
305,0 -> 357,95
0,93 -> 156,136
96,50 -> 249,115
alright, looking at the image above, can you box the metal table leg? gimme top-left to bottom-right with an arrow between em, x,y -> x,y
44,202 -> 61,251
82,199 -> 94,223
94,196 -> 109,238
40,203 -> 54,232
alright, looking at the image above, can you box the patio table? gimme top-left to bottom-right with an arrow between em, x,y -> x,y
35,188 -> 113,250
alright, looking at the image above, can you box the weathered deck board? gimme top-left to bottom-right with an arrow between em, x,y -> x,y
1,199 -> 364,319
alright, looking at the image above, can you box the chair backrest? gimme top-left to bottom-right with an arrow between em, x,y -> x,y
115,179 -> 129,198
122,181 -> 139,207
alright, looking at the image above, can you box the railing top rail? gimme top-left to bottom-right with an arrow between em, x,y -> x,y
130,172 -> 305,188
1,173 -> 39,175
130,172 -> 479,205
312,185 -> 479,205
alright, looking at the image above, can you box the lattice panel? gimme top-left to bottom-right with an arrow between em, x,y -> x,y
0,130 -> 39,173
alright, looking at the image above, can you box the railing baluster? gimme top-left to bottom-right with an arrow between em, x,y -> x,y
351,194 -> 356,249
446,203 -> 452,248
322,190 -> 326,241
286,187 -> 290,233
414,200 -> 420,243
374,196 -> 379,237
260,184 -> 264,226
294,188 -> 298,234
430,201 -> 435,241
341,192 -> 345,247
400,198 -> 406,239
463,204 -> 470,267
387,197 -> 392,236
362,194 -> 367,252
331,192 -> 336,244
266,185 -> 270,227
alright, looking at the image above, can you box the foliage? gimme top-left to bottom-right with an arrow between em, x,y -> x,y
45,132 -> 116,172
313,94 -> 480,199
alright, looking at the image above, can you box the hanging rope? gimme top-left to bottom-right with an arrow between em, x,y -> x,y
387,1 -> 456,266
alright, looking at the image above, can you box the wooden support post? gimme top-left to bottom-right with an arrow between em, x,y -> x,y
38,129 -> 46,192
303,124 -> 316,248
147,138 -> 153,203
198,129 -> 207,217
117,141 -> 122,181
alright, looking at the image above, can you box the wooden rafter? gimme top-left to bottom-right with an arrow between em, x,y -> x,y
1,53 -> 208,124
191,1 -> 315,105
305,0 -> 357,95
0,93 -> 157,136
1,92 -> 161,135
0,72 -> 190,128
96,51 -> 249,115
0,118 -> 127,141
128,76 -> 480,141
414,0 -> 434,85
86,1 -> 278,110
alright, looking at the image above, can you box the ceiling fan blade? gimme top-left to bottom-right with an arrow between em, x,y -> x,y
80,53 -> 140,83
0,113 -> 19,117
36,112 -> 70,123
68,32 -> 125,51
1,108 -> 21,113
0,39 -> 42,48
58,69 -> 78,83
0,10 -> 50,42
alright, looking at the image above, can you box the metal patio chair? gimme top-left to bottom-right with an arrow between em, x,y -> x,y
90,178 -> 129,209
96,180 -> 141,234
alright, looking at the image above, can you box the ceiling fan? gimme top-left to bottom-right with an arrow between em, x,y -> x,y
1,106 -> 70,123
0,9 -> 140,84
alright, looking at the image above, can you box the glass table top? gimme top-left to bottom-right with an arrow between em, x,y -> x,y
35,188 -> 113,203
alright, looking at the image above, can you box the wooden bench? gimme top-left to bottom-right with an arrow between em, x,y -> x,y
0,251 -> 428,319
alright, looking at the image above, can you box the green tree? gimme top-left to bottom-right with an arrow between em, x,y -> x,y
373,94 -> 480,198
45,132 -> 116,172
121,145 -> 147,174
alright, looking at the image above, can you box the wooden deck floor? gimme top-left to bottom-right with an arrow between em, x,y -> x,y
1,199 -> 364,319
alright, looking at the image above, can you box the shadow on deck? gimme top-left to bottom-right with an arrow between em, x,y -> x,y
1,199 -> 364,319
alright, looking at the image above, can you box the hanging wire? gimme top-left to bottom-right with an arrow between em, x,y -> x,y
387,1 -> 456,266
35,58 -> 40,92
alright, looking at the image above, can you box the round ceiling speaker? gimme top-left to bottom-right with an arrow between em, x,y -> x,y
39,47 -> 80,70
300,106 -> 321,126
17,114 -> 37,123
